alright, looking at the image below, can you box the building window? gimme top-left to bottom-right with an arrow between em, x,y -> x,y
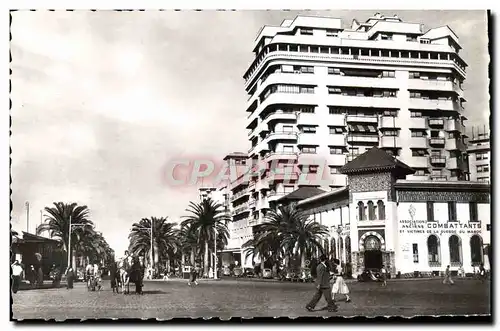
409,72 -> 420,79
300,28 -> 313,35
367,201 -> 376,220
477,165 -> 489,173
476,152 -> 489,160
383,110 -> 398,116
283,125 -> 293,132
413,244 -> 419,263
420,39 -> 431,44
308,165 -> 318,173
301,146 -> 317,154
329,166 -> 341,174
326,29 -> 339,37
299,106 -> 315,113
357,201 -> 366,221
328,67 -> 341,75
448,202 -> 457,221
469,202 -> 478,222
411,130 -> 426,137
329,126 -> 344,134
381,71 -> 395,78
407,35 -> 418,42
449,235 -> 462,265
301,126 -> 317,133
409,91 -> 422,98
427,235 -> 440,264
328,107 -> 344,115
329,147 -> 343,155
381,33 -> 393,40
328,87 -> 342,94
382,130 -> 399,136
377,200 -> 385,220
283,145 -> 294,153
426,202 -> 434,221
470,235 -> 483,265
412,149 -> 427,157
294,65 -> 314,74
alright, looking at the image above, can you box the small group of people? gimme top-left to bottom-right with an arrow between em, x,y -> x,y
305,254 -> 352,313
111,250 -> 146,294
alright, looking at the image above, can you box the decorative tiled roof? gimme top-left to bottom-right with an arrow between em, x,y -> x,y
340,147 -> 415,175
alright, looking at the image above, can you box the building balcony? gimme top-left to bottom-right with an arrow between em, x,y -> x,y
409,98 -> 460,111
248,141 -> 271,156
263,131 -> 298,145
429,137 -> 445,146
231,188 -> 250,201
327,154 -> 347,166
329,174 -> 347,187
380,136 -> 401,149
248,92 -> 317,124
326,75 -> 400,90
468,141 -> 490,152
445,118 -> 463,132
232,204 -> 250,216
248,199 -> 257,209
346,115 -> 379,124
447,157 -> 459,169
347,134 -> 379,144
328,134 -> 347,146
266,171 -> 299,182
264,151 -> 298,163
327,114 -> 346,126
445,138 -> 465,151
430,156 -> 446,165
297,112 -> 320,126
411,137 -> 428,149
407,156 -> 429,168
297,153 -> 321,166
428,118 -> 445,128
257,198 -> 270,210
379,116 -> 401,128
298,133 -> 319,146
328,95 -> 399,109
267,192 -> 286,202
409,117 -> 427,129
408,79 -> 462,95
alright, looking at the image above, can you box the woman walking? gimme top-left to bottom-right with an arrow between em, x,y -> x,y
443,265 -> 455,285
331,264 -> 351,303
65,267 -> 75,289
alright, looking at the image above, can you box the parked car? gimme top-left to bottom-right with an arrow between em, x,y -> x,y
243,268 -> 255,278
262,268 -> 272,279
357,270 -> 382,282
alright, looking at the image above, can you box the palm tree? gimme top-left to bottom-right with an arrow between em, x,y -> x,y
280,205 -> 329,268
128,217 -> 179,271
36,202 -> 94,267
181,198 -> 230,275
178,224 -> 199,266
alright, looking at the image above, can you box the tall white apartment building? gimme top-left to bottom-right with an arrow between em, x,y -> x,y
237,13 -> 469,227
467,126 -> 490,182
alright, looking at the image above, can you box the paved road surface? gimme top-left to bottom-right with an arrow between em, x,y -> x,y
12,278 -> 490,320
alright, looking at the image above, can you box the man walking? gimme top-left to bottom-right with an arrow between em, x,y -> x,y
11,260 -> 24,294
306,255 -> 338,312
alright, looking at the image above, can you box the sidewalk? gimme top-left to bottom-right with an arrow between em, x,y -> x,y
17,280 -> 67,291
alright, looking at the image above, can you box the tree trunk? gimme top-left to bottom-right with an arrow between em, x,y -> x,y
300,251 -> 306,269
204,241 -> 209,276
153,241 -> 159,268
181,252 -> 185,268
190,248 -> 195,266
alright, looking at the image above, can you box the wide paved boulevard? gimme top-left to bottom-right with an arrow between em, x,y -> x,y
12,278 -> 490,320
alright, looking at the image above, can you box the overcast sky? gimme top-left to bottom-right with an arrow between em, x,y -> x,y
10,10 -> 488,255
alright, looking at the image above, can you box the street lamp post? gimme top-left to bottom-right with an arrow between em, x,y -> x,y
214,227 -> 218,280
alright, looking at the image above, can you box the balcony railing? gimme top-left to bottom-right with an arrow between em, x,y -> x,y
429,137 -> 445,145
430,156 -> 446,164
430,175 -> 447,181
346,115 -> 379,123
428,118 -> 445,127
347,135 -> 379,143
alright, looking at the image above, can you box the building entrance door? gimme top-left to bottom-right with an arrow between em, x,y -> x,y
363,235 -> 383,270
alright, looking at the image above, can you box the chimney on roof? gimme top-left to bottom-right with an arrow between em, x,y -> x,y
375,12 -> 381,18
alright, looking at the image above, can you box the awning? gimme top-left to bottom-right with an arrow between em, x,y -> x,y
348,124 -> 377,132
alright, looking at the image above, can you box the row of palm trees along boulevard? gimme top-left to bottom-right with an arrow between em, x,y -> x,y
129,198 -> 331,281
28,198 -> 332,282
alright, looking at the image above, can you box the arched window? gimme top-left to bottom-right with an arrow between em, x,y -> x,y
345,236 -> 352,263
368,201 -> 376,220
358,201 -> 366,221
470,235 -> 483,265
449,235 -> 462,265
377,200 -> 386,220
364,235 -> 381,250
330,238 -> 336,259
427,235 -> 440,264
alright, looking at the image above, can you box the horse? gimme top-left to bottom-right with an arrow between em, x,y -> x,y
118,257 -> 132,294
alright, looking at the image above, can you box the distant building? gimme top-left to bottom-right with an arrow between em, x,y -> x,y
467,126 -> 490,182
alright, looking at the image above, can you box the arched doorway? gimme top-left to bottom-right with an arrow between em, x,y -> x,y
363,235 -> 382,270
345,236 -> 351,263
338,237 -> 344,263
330,238 -> 336,260
470,235 -> 483,265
